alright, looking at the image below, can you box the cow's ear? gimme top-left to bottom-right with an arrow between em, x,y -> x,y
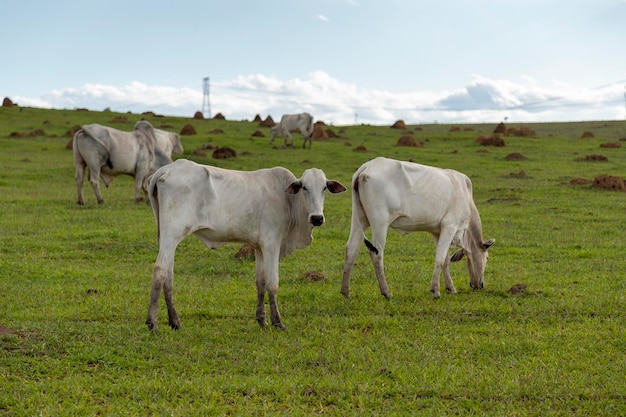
482,238 -> 495,250
326,180 -> 347,194
286,180 -> 302,194
450,249 -> 465,262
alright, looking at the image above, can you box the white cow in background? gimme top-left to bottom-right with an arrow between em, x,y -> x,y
73,121 -> 172,204
270,112 -> 314,149
341,157 -> 495,299
145,159 -> 346,331
154,127 -> 184,157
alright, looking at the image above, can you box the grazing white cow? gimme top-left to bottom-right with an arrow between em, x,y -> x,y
341,157 -> 494,298
145,159 -> 346,331
270,112 -> 314,149
73,121 -> 172,204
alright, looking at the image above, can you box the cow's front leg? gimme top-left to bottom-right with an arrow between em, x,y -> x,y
431,233 -> 455,297
268,291 -> 285,330
442,255 -> 457,294
254,249 -> 268,328
262,248 -> 286,330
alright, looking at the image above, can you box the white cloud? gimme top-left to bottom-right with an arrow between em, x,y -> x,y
312,14 -> 329,22
13,73 -> 626,125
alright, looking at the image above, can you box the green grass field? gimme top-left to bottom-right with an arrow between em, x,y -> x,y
1,106 -> 625,415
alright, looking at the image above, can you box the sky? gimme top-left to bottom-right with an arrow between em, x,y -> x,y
3,0 -> 626,125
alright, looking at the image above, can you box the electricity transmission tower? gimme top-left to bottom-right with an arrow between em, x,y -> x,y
202,77 -> 211,118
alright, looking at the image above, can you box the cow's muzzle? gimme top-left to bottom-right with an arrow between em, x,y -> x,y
310,215 -> 324,226
470,280 -> 484,290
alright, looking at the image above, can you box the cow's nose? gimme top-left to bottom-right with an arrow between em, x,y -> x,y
310,215 -> 324,226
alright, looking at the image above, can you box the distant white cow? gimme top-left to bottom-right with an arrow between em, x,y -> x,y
341,157 -> 494,299
270,112 -> 314,149
145,159 -> 346,331
73,121 -> 172,204
154,127 -> 184,157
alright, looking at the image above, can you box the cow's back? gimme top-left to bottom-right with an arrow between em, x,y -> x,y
357,157 -> 471,233
152,159 -> 296,245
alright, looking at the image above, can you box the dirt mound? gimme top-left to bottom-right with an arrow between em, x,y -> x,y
10,129 -> 45,138
476,135 -> 505,147
396,136 -> 423,147
253,114 -> 262,122
507,126 -> 537,137
390,120 -> 406,129
193,111 -> 204,120
111,116 -> 128,123
208,128 -> 224,134
212,147 -> 237,159
325,128 -> 338,138
299,271 -> 325,282
505,152 -> 528,161
508,284 -> 526,295
2,97 -> 15,107
494,122 -> 506,134
235,244 -> 255,261
577,154 -> 608,162
592,174 -> 626,191
180,124 -> 196,135
259,115 -> 275,127
581,131 -> 595,139
570,178 -> 593,185
354,145 -> 367,152
449,126 -> 461,132
251,130 -> 265,137
312,122 -> 329,140
213,112 -> 225,120
600,142 -> 621,148
66,125 -> 81,137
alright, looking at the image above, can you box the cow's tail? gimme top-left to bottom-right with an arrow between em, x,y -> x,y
350,166 -> 378,255
72,129 -> 84,165
148,167 -> 168,243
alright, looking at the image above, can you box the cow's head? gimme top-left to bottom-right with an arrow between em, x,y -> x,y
450,238 -> 495,289
286,168 -> 346,226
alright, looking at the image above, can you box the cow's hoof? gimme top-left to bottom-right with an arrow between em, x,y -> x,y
273,322 -> 287,331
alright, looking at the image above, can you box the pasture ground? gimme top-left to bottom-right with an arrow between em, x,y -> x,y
1,107 -> 626,415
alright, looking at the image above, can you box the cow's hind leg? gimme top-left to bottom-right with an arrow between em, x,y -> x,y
146,244 -> 181,331
341,226 -> 364,297
254,250 -> 268,328
368,223 -> 392,299
75,161 -> 86,205
87,166 -> 105,204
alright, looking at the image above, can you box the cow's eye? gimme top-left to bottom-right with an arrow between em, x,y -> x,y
302,186 -> 308,191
